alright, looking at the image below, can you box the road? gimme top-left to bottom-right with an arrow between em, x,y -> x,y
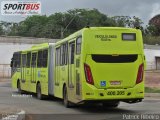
0,81 -> 160,120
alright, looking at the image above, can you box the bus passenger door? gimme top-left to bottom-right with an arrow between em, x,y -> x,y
31,53 -> 37,85
55,47 -> 61,97
21,54 -> 27,90
68,42 -> 75,99
75,37 -> 82,98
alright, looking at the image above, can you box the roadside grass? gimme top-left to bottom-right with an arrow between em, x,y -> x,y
145,87 -> 160,93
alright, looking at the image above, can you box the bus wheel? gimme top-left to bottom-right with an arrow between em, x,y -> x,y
36,83 -> 43,100
63,87 -> 72,108
102,101 -> 120,108
17,81 -> 22,94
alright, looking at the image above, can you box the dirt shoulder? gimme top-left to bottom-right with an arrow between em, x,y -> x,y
145,71 -> 160,88
0,78 -> 11,82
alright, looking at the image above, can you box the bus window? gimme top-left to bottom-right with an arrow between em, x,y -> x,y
76,37 -> 82,54
31,53 -> 37,67
22,54 -> 27,67
37,50 -> 43,67
26,52 -> 31,68
122,33 -> 136,41
60,45 -> 63,66
37,50 -> 48,68
65,43 -> 68,65
55,47 -> 60,85
42,49 -> 48,67
69,42 -> 75,64
13,53 -> 21,68
56,48 -> 60,66
60,43 -> 68,65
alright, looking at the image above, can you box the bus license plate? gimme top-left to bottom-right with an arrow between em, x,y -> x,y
107,91 -> 125,95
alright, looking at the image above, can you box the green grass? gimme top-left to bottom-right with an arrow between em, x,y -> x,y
145,87 -> 160,93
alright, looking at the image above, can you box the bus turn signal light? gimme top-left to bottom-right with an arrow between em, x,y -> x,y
136,64 -> 144,84
84,63 -> 94,85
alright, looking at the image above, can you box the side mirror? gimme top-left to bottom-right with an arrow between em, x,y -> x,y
10,58 -> 13,67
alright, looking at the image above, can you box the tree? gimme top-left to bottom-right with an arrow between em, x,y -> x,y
16,15 -> 48,37
112,16 -> 143,28
0,21 -> 13,35
7,8 -> 144,39
146,14 -> 160,36
0,23 -> 4,35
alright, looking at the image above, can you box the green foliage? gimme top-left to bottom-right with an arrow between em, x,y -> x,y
112,16 -> 143,27
145,87 -> 160,93
146,14 -> 160,36
0,25 -> 4,35
0,8 -> 147,40
8,8 -> 122,38
143,35 -> 160,45
0,21 -> 13,35
142,14 -> 160,44
2,9 -> 160,45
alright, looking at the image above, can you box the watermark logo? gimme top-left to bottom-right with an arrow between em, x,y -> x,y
1,1 -> 41,16
122,114 -> 160,120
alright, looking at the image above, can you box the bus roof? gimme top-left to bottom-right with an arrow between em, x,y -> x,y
20,43 -> 55,53
56,27 -> 140,45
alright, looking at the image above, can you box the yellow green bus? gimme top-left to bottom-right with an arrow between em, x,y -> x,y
11,27 -> 146,108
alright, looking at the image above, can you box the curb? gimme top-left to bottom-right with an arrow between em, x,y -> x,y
1,110 -> 25,120
17,110 -> 25,120
145,93 -> 160,97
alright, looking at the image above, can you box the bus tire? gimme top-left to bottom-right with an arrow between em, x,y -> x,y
63,86 -> 72,108
36,83 -> 44,100
102,101 -> 119,108
17,80 -> 22,94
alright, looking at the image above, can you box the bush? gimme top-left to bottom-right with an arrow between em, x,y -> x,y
143,36 -> 160,45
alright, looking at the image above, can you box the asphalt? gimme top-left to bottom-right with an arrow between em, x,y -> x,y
0,81 -> 160,120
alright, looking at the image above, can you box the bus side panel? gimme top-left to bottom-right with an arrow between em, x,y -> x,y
12,69 -> 21,89
37,67 -> 48,95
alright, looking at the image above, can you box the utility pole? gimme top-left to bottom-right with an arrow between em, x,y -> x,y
61,12 -> 81,39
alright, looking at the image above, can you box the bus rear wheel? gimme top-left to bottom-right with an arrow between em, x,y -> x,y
102,101 -> 120,108
36,83 -> 44,100
17,80 -> 22,94
63,87 -> 72,108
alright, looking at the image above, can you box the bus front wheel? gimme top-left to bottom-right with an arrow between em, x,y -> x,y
102,101 -> 120,108
36,83 -> 44,100
63,87 -> 72,108
17,80 -> 22,94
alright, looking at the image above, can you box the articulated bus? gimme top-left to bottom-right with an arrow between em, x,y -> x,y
11,27 -> 146,108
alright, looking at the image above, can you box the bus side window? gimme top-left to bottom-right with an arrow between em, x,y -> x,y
22,54 -> 27,67
64,43 -> 68,65
37,49 -> 48,68
56,47 -> 60,66
13,53 -> 21,68
37,50 -> 43,67
42,49 -> 48,67
76,37 -> 82,54
60,45 -> 63,66
61,43 -> 68,65
69,42 -> 75,64
31,53 -> 37,67
26,52 -> 31,68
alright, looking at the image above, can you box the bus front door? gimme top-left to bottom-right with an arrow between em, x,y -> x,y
21,54 -> 27,90
31,53 -> 37,91
68,42 -> 75,100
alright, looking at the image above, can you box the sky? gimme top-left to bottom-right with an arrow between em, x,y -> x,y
0,0 -> 160,26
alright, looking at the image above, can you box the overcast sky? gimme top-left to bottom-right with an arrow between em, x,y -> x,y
0,0 -> 160,25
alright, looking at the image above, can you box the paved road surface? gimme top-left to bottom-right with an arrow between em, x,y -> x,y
0,82 -> 160,120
